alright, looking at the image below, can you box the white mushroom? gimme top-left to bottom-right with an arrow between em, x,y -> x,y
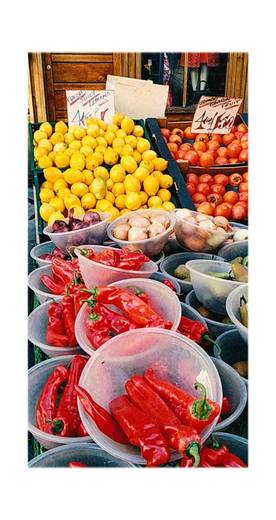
150,214 -> 170,228
112,224 -> 130,240
128,216 -> 150,228
147,222 -> 166,238
128,227 -> 148,241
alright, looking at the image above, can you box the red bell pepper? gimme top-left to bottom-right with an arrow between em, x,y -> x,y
36,366 -> 68,433
51,257 -> 76,285
144,369 -> 220,433
109,395 -> 170,467
162,279 -> 176,292
40,275 -> 65,295
68,461 -> 87,468
52,356 -> 87,437
124,286 -> 150,304
62,294 -> 78,347
76,421 -> 89,437
45,301 -> 69,347
200,438 -> 230,466
99,305 -> 138,334
125,375 -> 201,463
75,385 -> 129,444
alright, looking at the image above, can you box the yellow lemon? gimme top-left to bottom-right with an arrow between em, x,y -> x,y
69,140 -> 82,151
86,118 -> 98,126
54,153 -> 70,169
81,192 -> 96,210
97,119 -> 107,131
94,166 -> 109,181
82,135 -> 97,148
70,153 -> 85,171
39,203 -> 55,222
44,167 -> 63,183
41,181 -> 54,190
159,174 -> 173,189
102,148 -> 117,166
125,135 -> 137,149
34,147 -> 48,161
48,151 -> 56,161
49,197 -> 65,212
120,144 -> 134,157
106,206 -> 120,222
64,194 -> 81,209
80,145 -> 93,157
39,139 -> 53,152
110,164 -> 125,183
133,151 -> 142,164
151,170 -> 163,179
53,142 -> 66,153
90,177 -> 106,199
40,188 -> 55,203
93,151 -> 104,166
98,129 -> 105,137
68,206 -> 85,217
95,145 -> 107,155
112,137 -> 125,153
121,116 -> 135,135
112,182 -> 125,197
64,148 -> 75,158
38,156 -> 53,168
115,194 -> 126,209
162,201 -> 175,211
106,178 -> 114,190
34,130 -> 47,143
64,168 -> 85,185
96,199 -> 113,212
120,208 -> 131,216
136,138 -> 151,154
107,123 -> 119,133
86,124 -> 100,138
116,129 -> 127,139
96,136 -> 107,147
139,191 -> 148,205
133,166 -> 149,182
48,211 -> 65,226
125,192 -> 141,210
64,133 -> 75,145
86,154 -> 98,170
140,160 -> 154,173
53,179 -> 68,192
143,175 -> 159,196
39,122 -> 53,137
55,121 -> 68,134
120,155 -> 137,174
153,158 -> 168,172
104,131 -> 115,145
71,182 -> 89,197
50,132 -> 64,145
58,187 -> 71,199
148,196 -> 163,208
73,127 -> 86,140
158,188 -> 171,202
133,125 -> 144,137
83,170 -> 94,185
104,191 -> 114,205
124,175 -> 141,193
142,150 -> 157,161
112,113 -> 124,126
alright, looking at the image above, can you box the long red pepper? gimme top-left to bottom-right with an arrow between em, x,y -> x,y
144,369 -> 220,433
68,462 -> 88,468
52,356 -> 87,436
200,438 -> 230,466
51,257 -> 76,285
125,375 -> 201,463
178,316 -> 219,350
45,302 -> 69,347
223,453 -> 247,467
40,275 -> 65,295
75,385 -> 129,444
62,294 -> 77,347
98,305 -> 138,334
109,395 -> 170,467
36,366 -> 68,433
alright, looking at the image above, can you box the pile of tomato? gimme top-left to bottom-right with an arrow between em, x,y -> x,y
186,172 -> 248,221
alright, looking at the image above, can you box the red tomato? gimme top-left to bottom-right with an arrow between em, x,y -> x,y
242,172 -> 248,182
241,141 -> 248,150
232,204 -> 247,220
186,173 -> 199,185
192,193 -> 207,204
195,133 -> 209,143
199,152 -> 214,168
160,128 -> 170,139
186,182 -> 196,195
236,201 -> 248,210
197,182 -> 211,195
184,150 -> 199,165
167,142 -> 178,152
211,184 -> 226,196
175,150 -> 187,160
169,134 -> 182,146
227,142 -> 242,158
213,174 -> 229,186
231,125 -> 237,134
179,143 -> 191,153
172,128 -> 184,138
199,173 -> 213,185
237,123 -> 248,134
196,202 -> 214,216
229,173 -> 243,186
223,191 -> 239,205
241,133 -> 248,142
239,182 -> 248,193
239,149 -> 248,162
222,133 -> 235,146
193,141 -> 206,153
217,147 -> 228,157
207,140 -> 220,152
234,131 -> 244,140
215,156 -> 229,165
214,203 -> 233,219
207,193 -> 223,206
184,127 -> 196,140
210,134 -> 222,144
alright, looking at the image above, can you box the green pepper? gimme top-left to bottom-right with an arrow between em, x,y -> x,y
207,271 -> 231,280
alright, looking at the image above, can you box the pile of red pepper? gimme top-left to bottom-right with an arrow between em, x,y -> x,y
36,355 -> 88,437
84,286 -> 172,349
79,247 -> 151,271
180,436 -> 247,467
41,257 -> 83,295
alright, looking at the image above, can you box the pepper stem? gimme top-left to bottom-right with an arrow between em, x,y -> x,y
202,334 -> 221,356
185,442 -> 200,467
192,382 -> 211,419
51,419 -> 64,434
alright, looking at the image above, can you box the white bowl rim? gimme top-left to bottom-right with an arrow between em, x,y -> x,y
186,259 -> 248,287
174,209 -> 234,237
226,285 -> 248,335
28,265 -> 62,299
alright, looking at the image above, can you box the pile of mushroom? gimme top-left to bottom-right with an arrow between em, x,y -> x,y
112,213 -> 171,242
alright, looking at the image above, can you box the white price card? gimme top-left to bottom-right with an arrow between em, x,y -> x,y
191,96 -> 243,134
66,90 -> 115,127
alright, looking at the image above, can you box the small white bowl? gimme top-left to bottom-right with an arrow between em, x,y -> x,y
28,265 -> 64,304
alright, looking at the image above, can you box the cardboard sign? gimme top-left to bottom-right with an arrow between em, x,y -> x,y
66,90 -> 115,127
191,96 -> 243,134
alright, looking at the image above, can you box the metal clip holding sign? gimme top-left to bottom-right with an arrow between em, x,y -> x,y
191,96 -> 243,135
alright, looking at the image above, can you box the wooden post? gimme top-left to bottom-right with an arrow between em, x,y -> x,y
182,53 -> 189,107
28,53 -> 47,122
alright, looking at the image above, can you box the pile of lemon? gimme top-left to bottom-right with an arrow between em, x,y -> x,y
35,114 -> 176,225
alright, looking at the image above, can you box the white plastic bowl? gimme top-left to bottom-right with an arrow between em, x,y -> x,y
30,241 -> 57,267
186,259 -> 247,315
75,277 -> 182,356
28,355 -> 91,449
107,209 -> 176,258
75,245 -> 158,289
218,240 -> 248,262
28,265 -> 63,304
43,212 -> 109,253
174,209 -> 233,253
226,285 -> 248,344
28,300 -> 81,358
78,328 -> 223,465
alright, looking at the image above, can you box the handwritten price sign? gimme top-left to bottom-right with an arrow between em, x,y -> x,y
191,96 -> 243,134
66,90 -> 115,127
